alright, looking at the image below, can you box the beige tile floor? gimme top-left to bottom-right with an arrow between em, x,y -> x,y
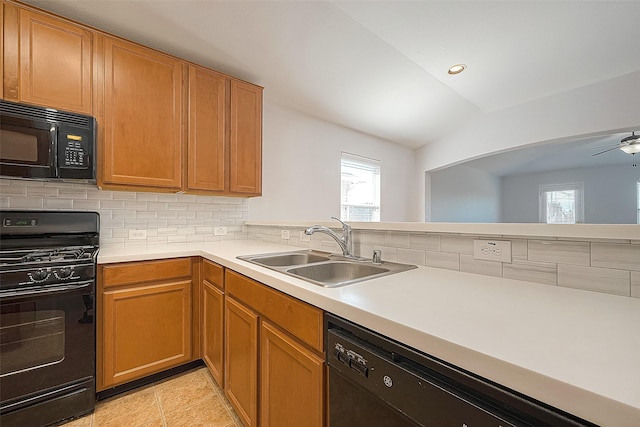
63,367 -> 243,427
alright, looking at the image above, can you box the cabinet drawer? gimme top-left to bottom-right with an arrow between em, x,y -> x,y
225,270 -> 323,352
203,259 -> 224,290
102,258 -> 192,289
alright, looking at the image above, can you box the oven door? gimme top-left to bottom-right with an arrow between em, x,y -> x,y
0,115 -> 56,179
0,281 -> 95,409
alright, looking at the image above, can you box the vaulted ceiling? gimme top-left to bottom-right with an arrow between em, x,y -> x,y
24,0 -> 640,150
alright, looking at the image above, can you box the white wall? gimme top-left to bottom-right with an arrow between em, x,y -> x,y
414,71 -> 640,221
430,165 -> 501,222
502,165 -> 639,224
249,102 -> 415,221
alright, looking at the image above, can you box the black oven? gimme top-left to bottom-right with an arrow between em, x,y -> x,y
0,211 -> 99,427
0,100 -> 96,182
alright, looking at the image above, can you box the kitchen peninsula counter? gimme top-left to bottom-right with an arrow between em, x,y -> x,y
99,240 -> 640,426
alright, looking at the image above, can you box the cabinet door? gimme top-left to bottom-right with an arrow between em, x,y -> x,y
101,36 -> 183,190
202,280 -> 224,387
1,1 -> 5,100
187,65 -> 227,192
102,280 -> 192,388
225,296 -> 258,427
229,79 -> 262,195
260,320 -> 324,427
17,9 -> 92,114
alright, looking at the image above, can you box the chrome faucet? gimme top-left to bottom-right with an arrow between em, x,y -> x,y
305,217 -> 354,258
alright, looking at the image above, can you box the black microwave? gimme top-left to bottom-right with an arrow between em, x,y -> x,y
0,100 -> 96,182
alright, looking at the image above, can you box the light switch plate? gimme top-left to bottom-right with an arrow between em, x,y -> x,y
281,230 -> 291,240
473,240 -> 512,263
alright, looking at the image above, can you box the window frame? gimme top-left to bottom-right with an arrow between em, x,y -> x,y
340,152 -> 381,222
539,182 -> 584,224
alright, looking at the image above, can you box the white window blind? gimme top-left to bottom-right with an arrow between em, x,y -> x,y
539,183 -> 584,224
340,153 -> 380,222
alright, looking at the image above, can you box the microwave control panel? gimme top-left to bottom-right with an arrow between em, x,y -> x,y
59,132 -> 90,169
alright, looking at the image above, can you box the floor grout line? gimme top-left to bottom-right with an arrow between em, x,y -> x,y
154,386 -> 168,427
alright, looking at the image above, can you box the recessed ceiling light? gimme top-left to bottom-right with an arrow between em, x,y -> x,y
448,64 -> 466,75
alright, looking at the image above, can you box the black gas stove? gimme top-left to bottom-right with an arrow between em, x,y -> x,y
0,210 -> 99,427
0,245 -> 98,296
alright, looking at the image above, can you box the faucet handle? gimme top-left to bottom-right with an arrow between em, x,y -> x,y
331,216 -> 350,231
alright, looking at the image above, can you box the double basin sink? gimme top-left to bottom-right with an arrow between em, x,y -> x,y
238,250 -> 416,287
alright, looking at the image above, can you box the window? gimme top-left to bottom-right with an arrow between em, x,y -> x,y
539,183 -> 584,224
341,153 -> 380,222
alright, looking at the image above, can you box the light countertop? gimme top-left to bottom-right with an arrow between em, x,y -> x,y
99,240 -> 640,426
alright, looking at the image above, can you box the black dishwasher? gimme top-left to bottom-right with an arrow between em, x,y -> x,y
326,314 -> 597,427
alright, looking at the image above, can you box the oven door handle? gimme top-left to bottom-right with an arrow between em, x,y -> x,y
0,280 -> 93,299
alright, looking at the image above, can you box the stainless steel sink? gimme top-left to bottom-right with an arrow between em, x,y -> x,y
287,262 -> 389,286
237,250 -> 416,287
241,250 -> 331,267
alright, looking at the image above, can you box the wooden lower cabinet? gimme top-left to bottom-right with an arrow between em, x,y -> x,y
260,320 -> 324,427
224,270 -> 325,427
102,280 -> 192,388
225,296 -> 258,427
202,260 -> 225,386
98,258 -> 194,390
97,258 -> 324,426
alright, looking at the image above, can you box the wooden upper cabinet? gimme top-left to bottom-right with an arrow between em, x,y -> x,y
99,35 -> 183,190
4,3 -> 262,195
188,68 -> 263,196
3,4 -> 93,113
229,79 -> 262,196
1,2 -> 5,100
187,65 -> 227,192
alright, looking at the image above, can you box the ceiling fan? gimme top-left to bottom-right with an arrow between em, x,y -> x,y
592,131 -> 640,156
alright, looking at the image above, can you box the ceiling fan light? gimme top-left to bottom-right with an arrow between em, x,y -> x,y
620,133 -> 640,145
620,144 -> 640,154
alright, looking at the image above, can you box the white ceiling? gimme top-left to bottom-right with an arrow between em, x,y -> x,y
24,0 -> 640,150
452,132 -> 638,177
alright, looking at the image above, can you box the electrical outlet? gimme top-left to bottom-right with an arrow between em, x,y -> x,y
128,229 -> 147,240
281,230 -> 291,240
473,240 -> 512,263
299,231 -> 310,242
214,226 -> 227,236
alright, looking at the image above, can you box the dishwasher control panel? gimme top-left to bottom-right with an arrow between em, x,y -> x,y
333,342 -> 368,377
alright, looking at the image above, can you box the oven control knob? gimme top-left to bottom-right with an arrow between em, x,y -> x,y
30,269 -> 50,282
56,267 -> 73,279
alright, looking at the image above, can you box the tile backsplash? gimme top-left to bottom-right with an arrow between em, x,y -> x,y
246,224 -> 640,299
1,178 -> 248,247
3,178 -> 637,299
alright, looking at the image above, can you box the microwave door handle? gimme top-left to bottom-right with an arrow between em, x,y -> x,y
50,125 -> 58,177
